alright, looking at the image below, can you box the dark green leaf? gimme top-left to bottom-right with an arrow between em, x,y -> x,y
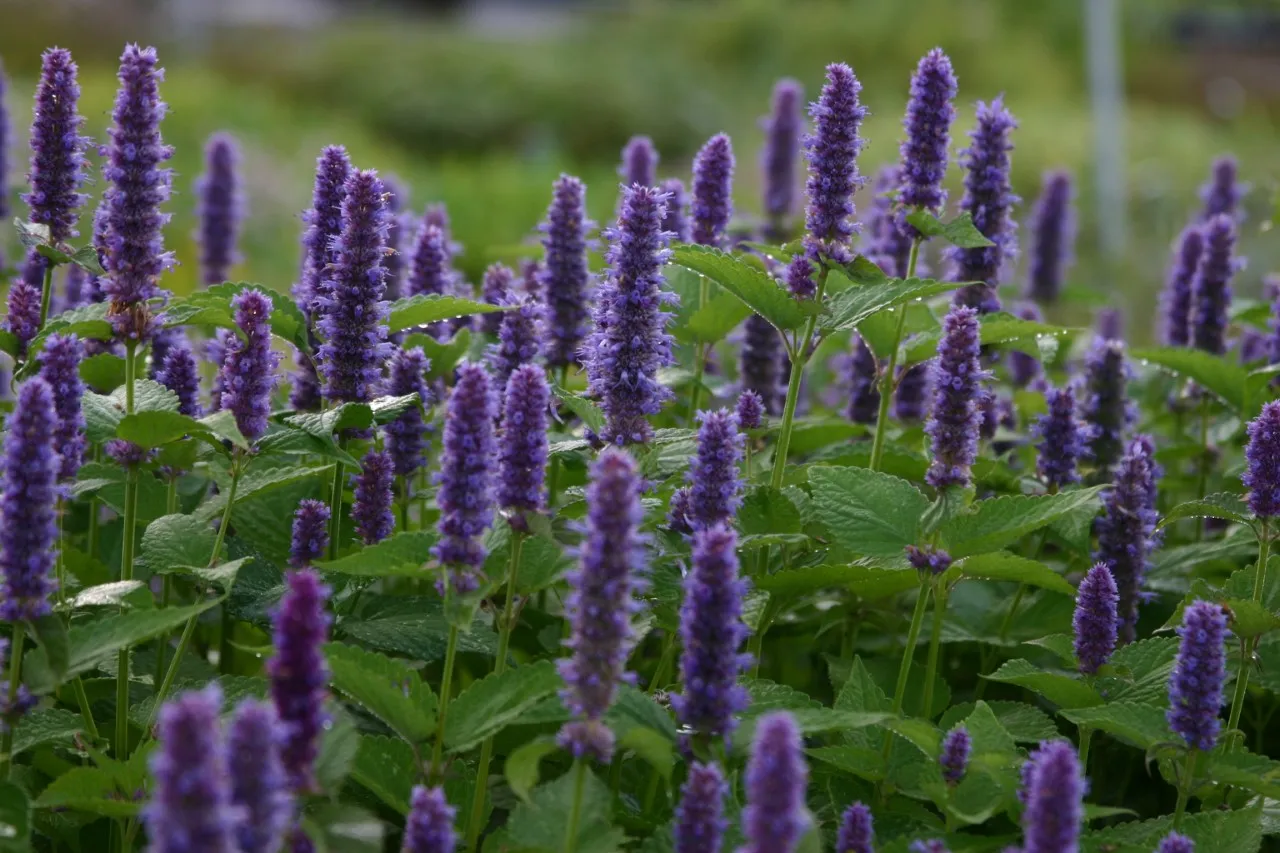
809,466 -> 930,557
326,643 -> 437,744
818,275 -> 961,335
941,487 -> 1106,558
1132,347 -> 1248,414
950,552 -> 1076,596
1160,493 -> 1254,529
28,614 -> 69,685
140,513 -> 219,572
496,768 -> 627,853
445,660 -> 563,753
1060,702 -> 1172,750
983,659 -> 1103,710
403,329 -> 473,380
350,735 -> 419,814
11,709 -> 82,758
388,294 -> 507,334
505,737 -> 559,804
317,531 -> 436,578
671,244 -> 820,332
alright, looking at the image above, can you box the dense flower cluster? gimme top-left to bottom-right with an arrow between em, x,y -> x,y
0,379 -> 60,621
760,78 -> 803,238
674,763 -> 727,853
926,305 -> 988,488
949,98 -> 1018,314
433,363 -> 497,592
1073,563 -> 1119,675
1094,435 -> 1163,644
196,132 -> 243,285
846,334 -> 880,424
740,712 -> 808,853
896,48 -> 957,237
218,290 -> 280,442
539,175 -> 595,368
1167,600 -> 1228,751
1023,170 -> 1074,304
268,569 -> 331,792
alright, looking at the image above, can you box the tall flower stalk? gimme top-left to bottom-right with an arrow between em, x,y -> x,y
196,132 -> 243,286
1168,601 -> 1228,828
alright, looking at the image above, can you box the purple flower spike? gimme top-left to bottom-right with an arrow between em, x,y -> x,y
739,711 -> 808,853
1021,740 -> 1083,853
837,802 -> 874,853
478,264 -> 515,337
148,326 -> 184,382
906,545 -> 952,575
584,184 -> 676,446
538,175 -> 595,369
297,146 -> 351,316
5,278 -> 41,356
38,334 -> 86,482
894,363 -> 930,422
206,329 -> 230,412
403,786 -> 457,853
144,685 -> 238,853
1200,155 -> 1246,222
761,79 -> 803,239
691,133 -> 735,248
1080,338 -> 1135,480
1024,170 -> 1075,304
908,841 -> 949,853
685,409 -> 745,529
227,699 -> 293,853
290,352 -> 322,413
382,177 -> 409,301
673,524 -> 751,741
1162,226 -> 1204,347
558,448 -> 645,763
659,178 -> 691,243
925,305 -> 989,489
1009,304 -> 1043,388
620,135 -> 658,189
896,48 -> 957,238
196,132 -> 243,286
433,362 -> 498,593
101,45 -> 174,342
268,568 -> 331,793
0,58 -> 8,250
1244,401 -> 1280,518
0,378 -> 59,621
24,48 -> 89,247
846,334 -> 880,424
950,98 -> 1019,315
317,169 -> 393,403
1190,213 -> 1237,356
290,499 -> 331,570
488,298 -> 542,392
1074,563 -> 1119,675
351,448 -> 394,545
498,364 -> 550,519
405,220 -> 456,339
736,389 -> 765,430
1158,832 -> 1195,853
675,763 -> 727,853
667,487 -> 693,536
863,165 -> 915,278
385,346 -> 433,479
1094,435 -> 1162,644
801,63 -> 868,259
740,314 -> 783,415
940,725 -> 970,785
784,252 -> 818,300
64,265 -> 87,309
1035,385 -> 1089,490
1167,600 -> 1228,752
219,290 -> 280,442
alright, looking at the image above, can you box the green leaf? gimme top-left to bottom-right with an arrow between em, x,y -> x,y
196,464 -> 334,522
79,353 -> 127,393
1205,751 -> 1280,799
111,378 -> 181,414
387,294 -> 507,334
314,706 -> 360,795
983,659 -> 1103,710
11,709 -> 82,758
403,329 -> 473,380
340,597 -> 497,661
317,531 -> 436,578
1083,802 -> 1262,853
28,614 -> 69,685
165,282 -> 311,353
818,275 -> 962,335
753,563 -> 918,599
140,514 -> 219,572
903,312 -> 1078,365
326,643 -> 437,744
497,768 -> 627,853
1103,637 -> 1178,705
1060,701 -> 1172,750
671,244 -> 820,331
0,782 -> 30,852
551,386 -> 606,435
938,701 -> 1058,743
809,466 -> 930,558
668,265 -> 753,345
445,660 -> 563,753
1160,493 -> 1254,529
34,766 -> 139,817
505,737 -> 559,804
905,210 -> 996,249
1132,347 -> 1248,414
350,735 -> 419,814
196,409 -> 251,450
82,392 -> 125,443
940,487 -> 1106,558
736,486 -> 803,536
950,552 -> 1076,596
300,803 -> 385,853
0,331 -> 20,361
115,410 -> 213,450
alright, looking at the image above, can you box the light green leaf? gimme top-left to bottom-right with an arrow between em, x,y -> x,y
668,265 -> 753,344
110,379 -> 180,414
951,552 -> 1076,596
903,312 -> 1078,365
79,353 -> 126,393
940,487 -> 1106,558
196,409 -> 251,450
65,581 -> 147,609
326,643 -> 437,744
1103,637 -> 1178,705
809,466 -> 930,557
0,782 -> 30,852
505,737 -> 559,804
11,709 -> 82,758
983,659 -> 1103,710
140,513 -> 219,572
403,329 -> 473,380
551,386 -> 606,435
196,464 -> 334,522
115,411 -> 211,449
300,804 -> 385,853
1083,802 -> 1262,853
498,768 -> 628,853
388,294 -> 507,334
1060,701 -> 1172,750
671,244 -> 820,332
34,767 -> 139,817
818,275 -> 962,335
1133,347 -> 1248,414
1160,493 -> 1254,529
165,282 -> 311,353
318,531 -> 436,578
350,735 -> 420,815
445,661 -> 566,753
938,701 -> 1058,744
905,210 -> 997,249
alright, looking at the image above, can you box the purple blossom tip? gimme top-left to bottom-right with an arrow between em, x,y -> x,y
1073,563 -> 1119,675
1162,226 -> 1204,347
1094,435 -> 1162,644
385,346 -> 433,478
498,364 -> 550,517
1244,401 -> 1280,518
403,786 -> 457,853
836,802 -> 874,853
691,133 -> 735,247
5,278 -> 42,355
1200,155 -> 1246,223
761,78 -> 803,236
739,711 -> 808,853
218,289 -> 280,442
0,378 -> 60,621
434,362 -> 497,592
1024,170 -> 1075,304
735,389 -> 765,430
478,263 -> 515,337
740,314 -> 783,414
940,725 -> 971,785
1190,213 -> 1237,356
620,135 -> 658,189
488,297 -> 543,391
196,132 -> 244,286
38,333 -> 87,482
800,62 -> 868,260
1167,600 -> 1228,752
685,409 -> 745,529
1020,740 -> 1083,853
351,448 -> 395,545
925,305 -> 988,489
1080,337 -> 1135,480
227,699 -> 294,853
290,499 -> 331,570
846,333 -> 880,424
268,568 -> 331,793
24,47 -> 89,246
906,545 -> 952,575
1158,832 -> 1195,853
298,145 -> 351,316
659,178 -> 691,243
674,762 -> 727,853
896,48 -> 957,238
539,175 -> 595,368
1035,384 -> 1089,489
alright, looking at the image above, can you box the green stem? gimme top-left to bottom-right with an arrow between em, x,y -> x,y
921,580 -> 948,720
768,270 -> 829,491
0,625 -> 26,779
1195,396 -> 1210,541
155,478 -> 179,686
465,533 -> 524,851
563,760 -> 587,853
1078,726 -> 1093,772
1226,519 -> 1269,749
38,260 -> 53,329
748,598 -> 780,679
431,626 -> 460,781
997,584 -> 1028,645
881,577 -> 931,773
688,276 -> 709,419
71,677 -> 100,742
1173,749 -> 1200,830
114,345 -> 140,762
328,457 -> 346,561
650,635 -> 677,693
868,239 -> 921,472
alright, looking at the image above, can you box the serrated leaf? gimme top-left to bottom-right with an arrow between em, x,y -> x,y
140,513 -> 219,572
196,409 -> 250,450
505,737 -> 559,804
742,679 -> 822,713
1206,751 -> 1280,799
79,353 -> 126,393
753,563 -> 917,598
938,701 -> 1058,744
983,659 -> 1103,709
34,767 -> 139,817
671,244 -> 820,332
115,410 -> 214,450
65,580 -> 147,609
1160,493 -> 1254,529
950,552 -> 1076,596
403,329 -> 473,380
11,709 -> 82,757
809,466 -> 930,557
668,265 -> 753,345
317,531 -> 436,578
940,487 -> 1106,558
1023,633 -> 1078,666
1083,802 -> 1262,853
82,391 -> 124,443
903,312 -> 1078,365
1102,637 -> 1178,705
444,660 -> 565,753
905,210 -> 997,249
340,597 -> 496,661
1060,701 -> 1171,750
1132,347 -> 1248,414
388,294 -> 507,334
350,735 -> 419,814
551,385 -> 605,435
326,643 -> 437,744
498,768 -> 627,853
818,274 -> 962,335
196,464 -> 334,522
301,803 -> 385,853
737,486 -> 803,537
110,378 -> 180,414
165,282 -> 310,353
314,705 -> 360,794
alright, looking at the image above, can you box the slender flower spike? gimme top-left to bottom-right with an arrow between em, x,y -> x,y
1157,833 -> 1195,853
736,389 -> 765,430
1073,563 -> 1119,675
674,524 -> 751,741
149,326 -> 184,382
667,487 -> 694,536
24,48 -> 89,248
894,363 -> 930,422
101,44 -> 174,342
5,278 -> 41,356
268,568 -> 332,793
290,499 -> 331,570
0,378 -> 59,621
1080,337 -> 1135,480
685,409 -> 745,529
402,786 -> 457,853
1094,436 -> 1162,644
207,328 -> 232,412
846,334 -> 880,424
950,98 -> 1019,314
674,763 -> 728,853
659,178 -> 691,243
385,346 -> 433,479
1162,226 -> 1204,347
382,177 -> 408,301
558,448 -> 645,763
863,165 -> 914,278
1244,401 -> 1280,518
739,712 -> 808,853
290,351 -> 322,413
584,184 -> 677,445
1024,170 -> 1075,304
196,132 -> 243,285
620,135 -> 658,189
1035,385 -> 1089,490
1190,214 -> 1237,356
433,362 -> 498,593
497,364 -> 550,520
488,298 -> 542,392
691,133 -> 735,247
1200,155 -> 1245,222
1021,740 -> 1083,853
219,290 -> 280,442
351,448 -> 394,545
939,726 -> 971,785
297,146 -> 351,316
538,176 -> 595,368
740,314 -> 783,415
1167,600 -> 1229,752
801,62 -> 867,259
38,333 -> 86,482
836,802 -> 874,853
925,305 -> 988,489
227,699 -> 293,853
317,169 -> 393,403
760,78 -> 803,239
478,263 -> 515,337
896,48 -> 958,238
145,685 -> 239,853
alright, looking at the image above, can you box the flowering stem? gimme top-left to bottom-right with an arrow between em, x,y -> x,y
769,270 -> 829,492
0,624 -> 27,780
1172,748 -> 1200,830
115,343 -> 140,762
1226,519 -> 1269,749
38,261 -> 53,329
879,576 -> 932,784
563,760 -> 587,853
921,580 -> 949,720
868,238 -> 922,472
430,625 -> 460,781
465,532 -> 524,852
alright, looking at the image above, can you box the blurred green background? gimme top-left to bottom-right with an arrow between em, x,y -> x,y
0,0 -> 1277,341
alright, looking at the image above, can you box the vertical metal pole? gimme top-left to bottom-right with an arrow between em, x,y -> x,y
1085,0 -> 1128,257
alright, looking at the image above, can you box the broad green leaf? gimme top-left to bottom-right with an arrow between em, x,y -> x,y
497,768 -> 627,853
1132,347 -> 1248,413
753,563 -> 917,599
834,656 -> 891,714
668,265 -> 753,344
736,486 -> 803,537
444,661 -> 566,753
314,706 -> 360,795
905,210 -> 997,249
1023,633 -> 1078,666
140,513 -> 219,572
1082,803 -> 1262,853
34,767 -> 140,817
300,804 -> 385,853
110,378 -> 180,414
196,409 -> 251,450
742,679 -> 822,713
0,782 -> 30,852
903,312 -> 1078,365
318,531 -> 436,578
1206,751 -> 1280,799
938,701 -> 1058,743
505,737 -> 559,804
883,717 -> 941,758
388,294 -> 507,334
818,275 -> 961,335
82,392 -> 124,443
64,581 -> 147,609
11,709 -> 82,758
326,643 -> 437,744
196,464 -> 334,522
29,614 -> 69,686
950,552 -> 1076,596
403,329 -> 473,380
551,386 -> 606,435
671,244 -> 819,331
165,282 -> 310,353
618,726 -> 675,778
983,659 -> 1103,710
340,596 -> 497,661
350,735 -> 419,815
1102,637 -> 1178,705
79,353 -> 126,393
1059,701 -> 1172,750
1160,493 -> 1254,529
115,411 -> 211,449
940,487 -> 1106,558
809,466 -> 930,557
0,331 -> 18,361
